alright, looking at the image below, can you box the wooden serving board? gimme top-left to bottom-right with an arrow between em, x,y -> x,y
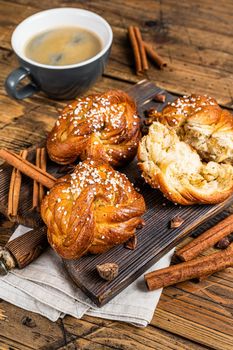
0,80 -> 232,307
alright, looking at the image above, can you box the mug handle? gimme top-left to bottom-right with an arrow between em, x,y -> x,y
5,67 -> 40,100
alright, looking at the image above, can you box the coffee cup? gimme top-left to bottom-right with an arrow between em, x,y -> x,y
5,8 -> 113,100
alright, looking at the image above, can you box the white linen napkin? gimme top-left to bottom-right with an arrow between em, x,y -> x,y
0,225 -> 174,327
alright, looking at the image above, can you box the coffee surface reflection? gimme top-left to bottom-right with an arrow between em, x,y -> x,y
25,27 -> 102,66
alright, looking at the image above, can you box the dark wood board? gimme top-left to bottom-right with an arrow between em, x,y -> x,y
0,80 -> 232,307
64,80 -> 233,306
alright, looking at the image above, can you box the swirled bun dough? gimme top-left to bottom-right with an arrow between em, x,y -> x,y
47,90 -> 140,167
41,159 -> 146,259
138,95 -> 233,205
146,95 -> 233,164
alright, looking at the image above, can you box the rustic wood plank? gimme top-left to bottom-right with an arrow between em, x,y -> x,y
0,338 -> 32,350
0,301 -> 65,349
106,27 -> 233,108
158,282 -> 233,336
0,1 -> 232,349
1,0 -> 233,107
1,301 -> 207,350
10,0 -> 233,36
62,315 -> 208,350
153,308 -> 233,350
57,338 -> 117,350
0,336 -> 32,350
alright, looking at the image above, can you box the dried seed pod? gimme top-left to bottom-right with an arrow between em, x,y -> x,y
124,235 -> 137,250
153,94 -> 166,103
96,263 -> 119,281
215,234 -> 233,249
170,216 -> 184,228
21,316 -> 36,328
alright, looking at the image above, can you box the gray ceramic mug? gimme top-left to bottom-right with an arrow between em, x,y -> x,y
5,8 -> 113,100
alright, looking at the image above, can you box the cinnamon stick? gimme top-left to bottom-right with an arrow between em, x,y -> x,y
32,148 -> 47,209
32,148 -> 40,209
143,42 -> 167,69
134,26 -> 148,71
176,214 -> 233,261
128,26 -> 142,75
0,149 -> 56,189
7,149 -> 28,219
39,148 -> 46,202
145,243 -> 233,291
7,166 -> 17,217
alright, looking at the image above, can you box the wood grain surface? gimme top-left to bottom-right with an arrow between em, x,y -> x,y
0,0 -> 232,349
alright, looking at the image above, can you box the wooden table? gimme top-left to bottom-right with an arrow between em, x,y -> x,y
0,0 -> 232,349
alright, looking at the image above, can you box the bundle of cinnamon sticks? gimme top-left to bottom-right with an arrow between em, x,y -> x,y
0,148 -> 56,221
145,214 -> 233,290
7,149 -> 28,219
128,26 -> 167,75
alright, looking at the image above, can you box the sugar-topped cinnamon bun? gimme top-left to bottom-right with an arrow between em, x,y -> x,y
146,95 -> 233,164
41,159 -> 146,259
138,95 -> 233,205
47,90 -> 141,167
